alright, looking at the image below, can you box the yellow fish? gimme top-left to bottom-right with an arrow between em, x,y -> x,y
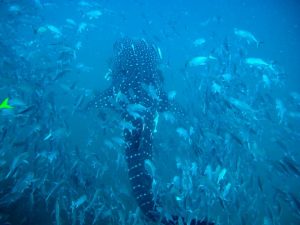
0,98 -> 14,109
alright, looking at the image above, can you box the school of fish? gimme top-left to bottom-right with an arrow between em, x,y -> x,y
0,1 -> 299,225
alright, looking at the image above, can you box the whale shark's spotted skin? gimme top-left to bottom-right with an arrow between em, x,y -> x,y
88,37 -> 167,221
88,38 -> 214,225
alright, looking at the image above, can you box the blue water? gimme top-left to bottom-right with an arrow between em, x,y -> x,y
0,0 -> 300,225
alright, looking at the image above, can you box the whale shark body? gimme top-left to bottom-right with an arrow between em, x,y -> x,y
87,37 -> 214,225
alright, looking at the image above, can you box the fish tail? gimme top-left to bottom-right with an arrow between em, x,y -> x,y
257,40 -> 264,48
0,98 -> 14,109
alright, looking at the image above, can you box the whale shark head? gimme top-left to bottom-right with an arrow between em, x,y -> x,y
111,37 -> 161,83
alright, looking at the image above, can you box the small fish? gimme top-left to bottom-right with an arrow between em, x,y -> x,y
120,120 -> 135,134
257,176 -> 263,192
167,91 -> 176,100
290,92 -> 300,105
86,10 -> 102,20
263,217 -> 273,225
204,164 -> 213,180
245,57 -> 269,67
217,168 -> 227,184
127,104 -> 147,119
234,28 -> 259,47
104,140 -> 114,149
188,55 -> 216,67
66,18 -> 76,26
8,4 -> 21,13
157,46 -> 163,60
78,1 -> 92,7
128,111 -> 143,119
112,137 -> 125,146
153,111 -> 159,133
142,84 -> 160,101
272,160 -> 290,175
72,94 -> 85,115
162,111 -> 175,123
55,199 -> 61,225
245,57 -> 277,73
172,176 -> 181,189
144,159 -> 156,178
222,182 -> 231,199
189,56 -> 208,66
17,105 -> 35,115
282,155 -> 300,177
275,99 -> 286,124
176,196 -> 183,201
190,162 -> 198,176
227,97 -> 254,112
77,22 -> 87,33
288,112 -> 300,119
0,159 -> 6,167
36,26 -> 47,34
54,69 -> 72,81
222,73 -> 232,82
0,98 -> 14,109
230,132 -> 244,146
6,152 -> 29,179
85,189 -> 100,211
75,41 -> 82,50
104,68 -> 112,80
46,182 -> 63,202
176,127 -> 189,140
12,172 -> 34,194
34,0 -> 43,8
288,192 -> 300,217
43,130 -> 53,141
262,74 -> 271,88
193,38 -> 206,47
72,195 -> 87,209
47,25 -> 62,37
211,82 -> 221,94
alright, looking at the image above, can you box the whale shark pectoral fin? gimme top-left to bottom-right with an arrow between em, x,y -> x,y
84,87 -> 115,111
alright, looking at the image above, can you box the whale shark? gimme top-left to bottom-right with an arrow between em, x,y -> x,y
87,37 -> 214,225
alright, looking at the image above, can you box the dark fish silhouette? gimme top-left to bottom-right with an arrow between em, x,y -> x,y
87,37 -> 214,225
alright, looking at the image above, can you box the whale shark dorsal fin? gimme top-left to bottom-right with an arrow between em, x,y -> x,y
0,98 -> 14,109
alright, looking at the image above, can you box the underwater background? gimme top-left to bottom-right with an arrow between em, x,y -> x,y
0,0 -> 300,224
